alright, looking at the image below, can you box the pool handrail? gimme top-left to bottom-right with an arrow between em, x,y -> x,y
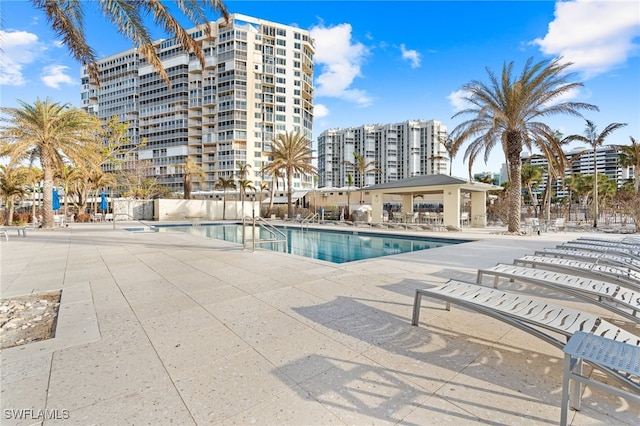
241,216 -> 287,252
300,213 -> 318,229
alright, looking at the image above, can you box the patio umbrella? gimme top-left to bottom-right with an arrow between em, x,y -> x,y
99,192 -> 108,212
52,188 -> 61,211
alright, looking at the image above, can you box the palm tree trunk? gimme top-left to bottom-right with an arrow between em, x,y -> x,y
222,191 -> 227,220
268,183 -> 275,215
31,189 -> 37,225
287,170 -> 294,219
593,147 -> 598,228
544,174 -> 552,221
506,134 -> 522,233
42,165 -> 54,229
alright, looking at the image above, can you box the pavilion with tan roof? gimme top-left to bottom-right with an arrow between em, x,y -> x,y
365,174 -> 501,227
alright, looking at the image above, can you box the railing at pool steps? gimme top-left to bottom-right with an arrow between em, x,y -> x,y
242,215 -> 287,253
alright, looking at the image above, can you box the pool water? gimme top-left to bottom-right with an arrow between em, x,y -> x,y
156,223 -> 469,264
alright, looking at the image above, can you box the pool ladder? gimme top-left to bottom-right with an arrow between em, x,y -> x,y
242,216 -> 287,253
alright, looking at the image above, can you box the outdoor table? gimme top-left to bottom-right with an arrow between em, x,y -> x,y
560,331 -> 640,425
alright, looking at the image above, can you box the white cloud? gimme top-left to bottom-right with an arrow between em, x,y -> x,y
400,44 -> 421,68
448,89 -> 472,113
0,30 -> 44,86
314,103 -> 330,118
41,65 -> 76,89
533,0 -> 640,78
310,23 -> 372,107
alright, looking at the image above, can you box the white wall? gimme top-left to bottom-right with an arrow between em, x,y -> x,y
154,199 -> 258,221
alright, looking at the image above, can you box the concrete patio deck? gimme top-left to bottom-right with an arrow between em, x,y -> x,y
1,222 -> 638,425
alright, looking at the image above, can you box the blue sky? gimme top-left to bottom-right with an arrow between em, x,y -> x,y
1,0 -> 639,177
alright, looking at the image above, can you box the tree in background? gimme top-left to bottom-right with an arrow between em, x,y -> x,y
567,120 -> 627,228
255,181 -> 270,217
182,158 -> 205,199
235,161 -> 253,212
520,162 -> 543,215
342,152 -> 380,202
0,163 -> 29,225
261,131 -> 316,219
0,98 -> 101,228
345,173 -> 354,220
55,165 -> 83,217
25,166 -> 43,224
214,176 -> 236,220
238,179 -> 256,214
618,136 -> 640,194
438,135 -> 464,176
451,58 -> 597,233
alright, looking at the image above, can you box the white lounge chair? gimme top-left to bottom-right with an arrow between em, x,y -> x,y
576,236 -> 640,249
534,248 -> 640,273
515,255 -> 640,290
477,263 -> 640,322
412,280 -> 640,348
559,242 -> 640,260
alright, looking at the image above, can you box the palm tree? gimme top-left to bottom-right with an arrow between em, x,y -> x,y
182,158 -> 205,199
89,171 -> 117,214
0,98 -> 102,228
346,173 -> 354,219
567,120 -> 627,228
236,161 -> 252,180
235,161 -> 253,212
438,135 -> 464,176
261,131 -> 316,219
0,164 -> 29,226
342,152 -> 380,202
520,163 -> 543,214
214,176 -> 236,220
256,181 -> 270,217
55,164 -> 81,218
533,130 -> 574,222
264,170 -> 282,217
31,0 -> 229,88
238,179 -> 256,214
451,57 -> 597,233
25,166 -> 43,224
618,136 -> 640,194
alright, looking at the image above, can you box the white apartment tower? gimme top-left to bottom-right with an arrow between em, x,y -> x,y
81,14 -> 315,194
317,120 -> 448,188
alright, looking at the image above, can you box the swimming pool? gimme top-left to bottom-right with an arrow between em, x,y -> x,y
155,223 -> 470,264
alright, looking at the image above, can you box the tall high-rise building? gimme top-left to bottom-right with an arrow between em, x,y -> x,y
81,14 -> 315,194
317,120 -> 448,188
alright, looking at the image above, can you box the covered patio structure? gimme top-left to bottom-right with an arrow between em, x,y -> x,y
365,174 -> 500,228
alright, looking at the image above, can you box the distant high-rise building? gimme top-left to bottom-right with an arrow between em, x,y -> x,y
519,144 -> 634,198
81,14 -> 315,194
317,120 -> 448,188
